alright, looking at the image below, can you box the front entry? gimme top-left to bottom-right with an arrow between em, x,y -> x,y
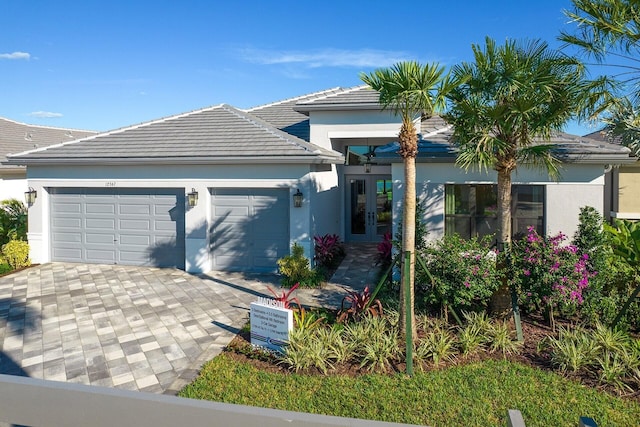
346,175 -> 393,242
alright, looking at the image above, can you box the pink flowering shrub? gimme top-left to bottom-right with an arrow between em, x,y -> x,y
416,234 -> 501,314
511,226 -> 594,324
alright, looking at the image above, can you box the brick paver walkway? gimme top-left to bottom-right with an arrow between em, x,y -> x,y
0,244 -> 379,394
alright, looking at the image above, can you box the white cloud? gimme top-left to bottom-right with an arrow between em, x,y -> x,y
238,48 -> 413,69
28,111 -> 63,118
0,51 -> 31,60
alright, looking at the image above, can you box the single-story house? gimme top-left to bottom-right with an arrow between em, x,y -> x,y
5,86 -> 636,273
0,116 -> 96,201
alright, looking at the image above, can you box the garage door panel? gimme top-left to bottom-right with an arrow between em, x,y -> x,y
52,218 -> 82,228
118,234 -> 150,245
85,249 -> 116,263
120,219 -> 151,230
50,188 -> 185,268
52,232 -> 82,243
85,233 -> 116,244
120,204 -> 151,215
86,204 -> 116,214
86,218 -> 116,230
53,203 -> 82,214
52,247 -> 83,259
211,188 -> 289,272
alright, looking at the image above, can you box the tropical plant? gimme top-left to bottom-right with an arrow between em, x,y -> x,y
337,286 -> 384,323
266,282 -> 300,309
277,243 -> 323,288
415,325 -> 458,367
445,37 -> 596,318
542,327 -> 599,373
0,199 -> 27,246
292,306 -> 324,332
361,61 -> 456,339
560,0 -> 640,154
376,232 -> 392,266
359,327 -> 401,372
573,207 -> 637,328
1,240 -> 30,270
486,321 -> 523,358
313,234 -> 344,269
604,219 -> 640,326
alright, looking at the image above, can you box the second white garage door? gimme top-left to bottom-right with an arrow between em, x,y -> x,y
210,188 -> 290,272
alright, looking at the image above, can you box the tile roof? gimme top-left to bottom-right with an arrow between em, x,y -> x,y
376,116 -> 634,164
0,117 -> 96,170
7,104 -> 343,165
294,86 -> 381,111
247,87 -> 345,141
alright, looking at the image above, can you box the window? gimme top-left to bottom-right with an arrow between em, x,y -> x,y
445,184 -> 544,240
345,146 -> 377,166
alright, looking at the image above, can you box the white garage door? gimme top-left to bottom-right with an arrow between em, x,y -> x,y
210,188 -> 289,272
50,188 -> 185,268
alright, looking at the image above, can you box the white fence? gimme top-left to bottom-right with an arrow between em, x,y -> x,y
0,374 -> 425,427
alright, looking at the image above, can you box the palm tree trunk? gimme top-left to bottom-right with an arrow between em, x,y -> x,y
491,168 -> 513,316
497,169 -> 512,250
400,156 -> 417,340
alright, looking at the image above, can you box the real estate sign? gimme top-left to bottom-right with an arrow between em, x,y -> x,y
250,298 -> 293,352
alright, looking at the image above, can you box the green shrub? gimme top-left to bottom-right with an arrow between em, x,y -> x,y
415,326 -> 458,367
0,199 -> 27,246
2,239 -> 30,269
416,234 -> 501,315
573,207 -> 638,330
277,243 -> 323,288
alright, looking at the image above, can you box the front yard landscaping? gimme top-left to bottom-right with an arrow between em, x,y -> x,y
180,208 -> 640,426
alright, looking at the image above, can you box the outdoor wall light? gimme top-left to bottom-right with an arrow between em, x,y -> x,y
364,160 -> 372,173
25,187 -> 37,207
293,189 -> 303,208
187,188 -> 198,207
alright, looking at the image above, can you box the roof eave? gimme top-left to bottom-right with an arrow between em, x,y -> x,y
4,155 -> 345,167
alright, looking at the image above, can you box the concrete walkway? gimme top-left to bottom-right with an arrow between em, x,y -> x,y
0,243 -> 380,395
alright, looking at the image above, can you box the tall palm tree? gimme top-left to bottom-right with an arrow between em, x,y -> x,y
445,37 -> 593,314
361,61 -> 454,338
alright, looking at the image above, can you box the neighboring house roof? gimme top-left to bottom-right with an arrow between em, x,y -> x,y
6,104 -> 343,166
0,117 -> 96,171
247,87 -> 346,141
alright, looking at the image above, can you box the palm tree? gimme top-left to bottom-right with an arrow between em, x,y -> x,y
560,0 -> 640,148
445,37 -> 593,314
446,38 -> 592,248
360,61 -> 454,338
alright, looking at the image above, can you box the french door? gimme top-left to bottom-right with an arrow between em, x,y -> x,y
346,175 -> 393,242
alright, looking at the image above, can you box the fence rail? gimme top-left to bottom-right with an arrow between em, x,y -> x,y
0,374 -> 424,427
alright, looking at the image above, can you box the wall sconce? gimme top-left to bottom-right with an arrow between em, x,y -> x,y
293,189 -> 303,208
187,188 -> 198,207
25,187 -> 37,207
364,160 -> 372,173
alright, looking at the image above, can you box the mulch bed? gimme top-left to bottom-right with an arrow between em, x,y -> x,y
222,313 -> 640,403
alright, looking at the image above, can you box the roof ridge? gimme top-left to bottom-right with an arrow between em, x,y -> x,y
0,116 -> 97,134
296,85 -> 371,105
221,105 -> 337,156
246,87 -> 343,112
8,104 -> 227,158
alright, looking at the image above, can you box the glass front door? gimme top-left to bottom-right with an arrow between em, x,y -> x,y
346,175 -> 392,242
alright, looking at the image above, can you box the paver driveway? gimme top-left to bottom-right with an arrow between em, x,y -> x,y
0,263 -> 280,394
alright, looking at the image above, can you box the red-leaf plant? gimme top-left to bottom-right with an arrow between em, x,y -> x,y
337,286 -> 383,323
267,282 -> 300,309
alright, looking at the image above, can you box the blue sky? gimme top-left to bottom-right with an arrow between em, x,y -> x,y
1,0 -> 601,135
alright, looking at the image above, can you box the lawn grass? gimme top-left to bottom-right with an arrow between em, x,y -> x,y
179,354 -> 640,426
